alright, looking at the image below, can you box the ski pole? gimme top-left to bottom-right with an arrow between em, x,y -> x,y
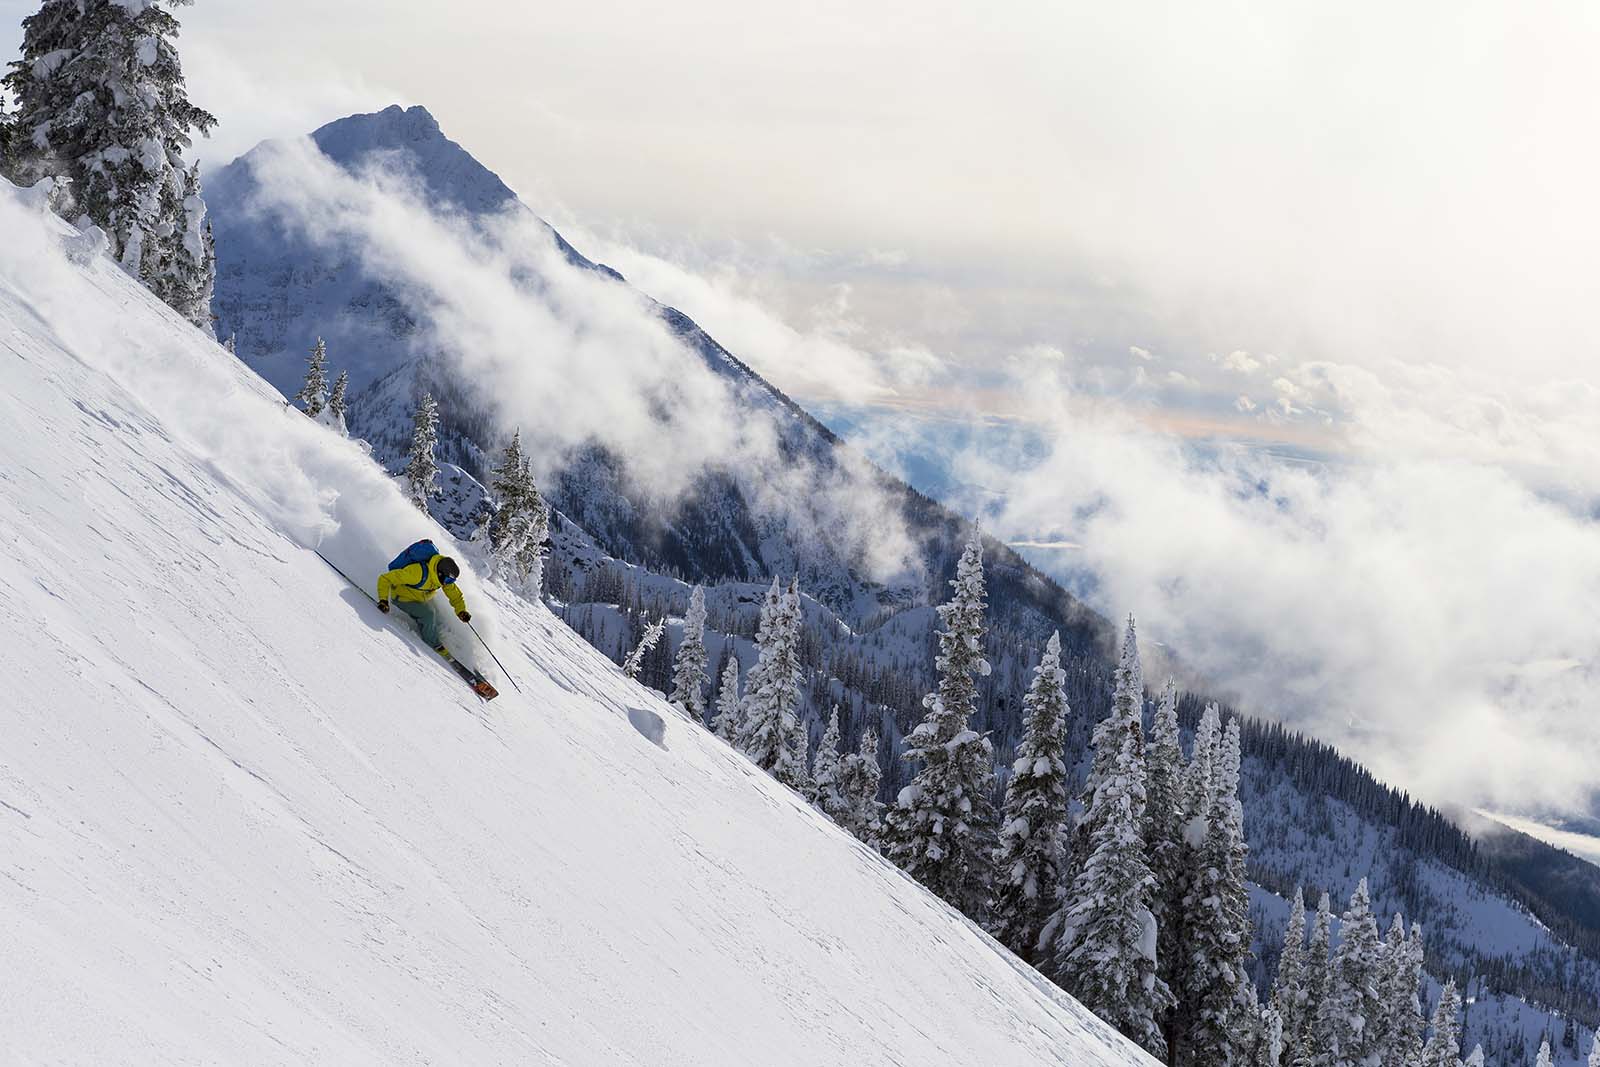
467,620 -> 523,694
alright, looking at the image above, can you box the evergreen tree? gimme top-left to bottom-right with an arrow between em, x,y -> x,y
4,0 -> 217,330
1175,716 -> 1253,1067
1293,892 -> 1334,1067
1315,879 -> 1385,1067
737,578 -> 781,743
1536,1037 -> 1553,1067
328,369 -> 349,422
1147,677 -> 1186,992
1378,917 -> 1425,1067
402,392 -> 440,511
992,630 -> 1072,965
623,617 -> 665,681
479,430 -> 550,594
1590,1028 -> 1600,1067
806,707 -> 851,823
836,727 -> 884,848
295,337 -> 329,416
885,538 -> 998,921
1255,1005 -> 1285,1067
1420,979 -> 1462,1067
1271,889 -> 1311,1058
740,579 -> 807,789
669,586 -> 709,721
1463,1046 -> 1484,1067
711,656 -> 742,743
146,159 -> 212,331
1047,613 -> 1173,1058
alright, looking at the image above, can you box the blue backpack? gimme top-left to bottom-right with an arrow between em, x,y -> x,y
388,539 -> 451,589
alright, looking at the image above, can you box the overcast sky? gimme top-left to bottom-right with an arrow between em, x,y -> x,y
4,0 -> 1597,816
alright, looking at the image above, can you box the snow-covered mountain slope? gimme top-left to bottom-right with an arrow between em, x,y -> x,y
0,184 -> 1155,1064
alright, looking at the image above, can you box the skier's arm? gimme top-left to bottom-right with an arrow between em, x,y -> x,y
443,581 -> 467,616
377,568 -> 398,602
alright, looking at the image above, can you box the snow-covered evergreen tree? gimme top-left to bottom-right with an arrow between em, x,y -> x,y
805,707 -> 851,823
623,617 -> 665,681
837,727 -> 884,848
1046,613 -> 1173,1059
477,430 -> 550,594
295,337 -> 329,416
1419,979 -> 1461,1067
1146,677 -> 1186,991
1292,892 -> 1334,1067
1378,916 -> 1424,1067
711,657 -> 741,743
327,369 -> 349,423
1315,879 -> 1385,1067
4,0 -> 217,330
669,586 -> 709,721
402,392 -> 440,511
885,537 -> 998,921
1174,716 -> 1252,1067
1271,889 -> 1310,1059
1536,1037 -> 1553,1067
1463,1045 -> 1484,1067
740,579 -> 807,789
991,630 -> 1071,965
1254,1005 -> 1285,1067
1590,1028 -> 1600,1067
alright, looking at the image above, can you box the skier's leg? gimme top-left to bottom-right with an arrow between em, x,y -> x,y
395,599 -> 444,651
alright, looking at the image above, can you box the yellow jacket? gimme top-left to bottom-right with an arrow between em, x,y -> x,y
377,555 -> 467,614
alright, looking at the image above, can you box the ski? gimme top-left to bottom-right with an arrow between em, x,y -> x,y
442,652 -> 499,701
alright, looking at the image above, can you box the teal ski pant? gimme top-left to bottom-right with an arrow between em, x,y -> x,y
395,598 -> 443,649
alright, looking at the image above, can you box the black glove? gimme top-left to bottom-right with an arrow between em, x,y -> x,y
457,610 -> 472,622
378,599 -> 390,614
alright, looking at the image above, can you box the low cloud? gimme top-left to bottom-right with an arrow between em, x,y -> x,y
233,138 -> 923,588
961,353 -> 1600,818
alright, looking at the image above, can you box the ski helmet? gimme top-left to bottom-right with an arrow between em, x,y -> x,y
437,556 -> 461,581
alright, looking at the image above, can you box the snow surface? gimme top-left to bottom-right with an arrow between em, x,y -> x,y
0,182 -> 1154,1064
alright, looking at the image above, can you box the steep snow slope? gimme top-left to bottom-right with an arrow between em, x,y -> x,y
0,186 -> 1152,1064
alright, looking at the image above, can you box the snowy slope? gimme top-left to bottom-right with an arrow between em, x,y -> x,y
0,184 -> 1153,1064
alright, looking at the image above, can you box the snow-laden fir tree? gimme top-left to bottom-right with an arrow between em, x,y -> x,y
711,656 -> 742,743
1270,889 -> 1311,1057
1046,613 -> 1174,1059
1254,1005 -> 1285,1067
145,160 -> 212,330
326,369 -> 348,422
1292,892 -> 1334,1067
1174,716 -> 1253,1067
737,578 -> 781,738
623,617 -> 665,681
479,430 -> 550,593
1146,676 -> 1186,991
740,579 -> 807,790
1419,979 -> 1461,1067
884,537 -> 998,921
1536,1037 -> 1553,1067
1463,1046 -> 1484,1067
669,586 -> 709,721
1314,879 -> 1385,1067
402,392 -> 440,512
836,727 -> 884,848
991,630 -> 1072,965
4,0 -> 217,331
805,707 -> 852,823
1590,1028 -> 1600,1067
296,337 -> 329,416
1378,916 -> 1424,1067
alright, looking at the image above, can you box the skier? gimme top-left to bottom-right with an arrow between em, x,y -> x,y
376,540 -> 473,657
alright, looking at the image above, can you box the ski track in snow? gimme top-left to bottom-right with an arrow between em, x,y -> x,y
0,186 -> 1154,1064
